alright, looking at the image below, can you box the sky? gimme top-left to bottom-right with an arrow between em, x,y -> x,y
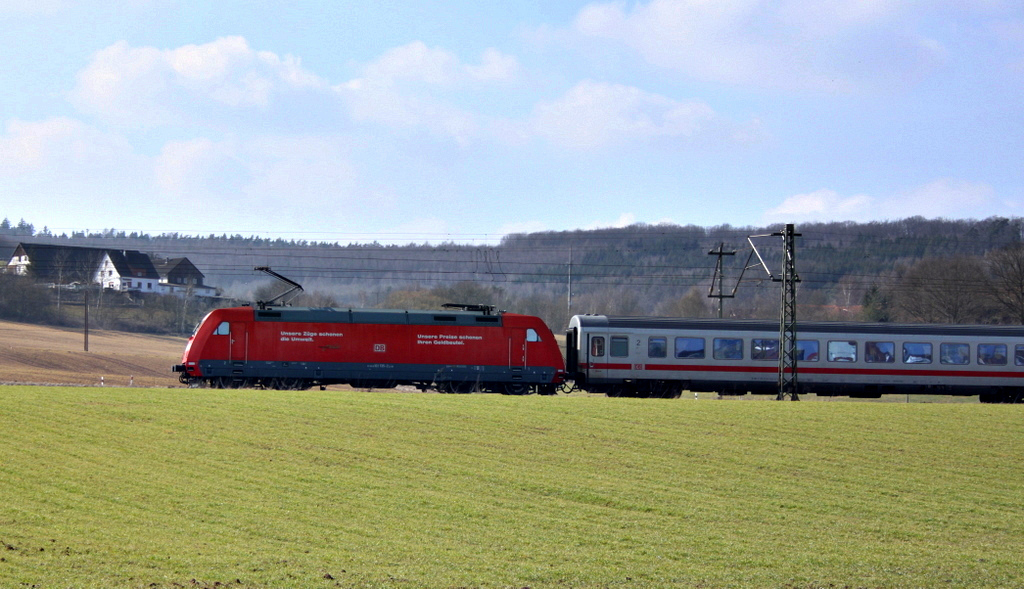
1,0 -> 1022,244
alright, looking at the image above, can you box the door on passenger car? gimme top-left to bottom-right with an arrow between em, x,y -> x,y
587,334 -> 606,380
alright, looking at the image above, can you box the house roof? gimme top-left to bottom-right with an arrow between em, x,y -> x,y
105,249 -> 160,280
10,243 -> 162,281
11,243 -> 106,281
152,257 -> 205,279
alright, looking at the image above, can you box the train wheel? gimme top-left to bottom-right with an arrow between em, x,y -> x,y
269,377 -> 305,390
503,382 -> 530,395
444,380 -> 474,394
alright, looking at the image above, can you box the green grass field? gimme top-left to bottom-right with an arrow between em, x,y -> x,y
1,386 -> 1021,588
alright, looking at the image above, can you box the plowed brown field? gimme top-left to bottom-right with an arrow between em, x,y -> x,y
0,320 -> 186,387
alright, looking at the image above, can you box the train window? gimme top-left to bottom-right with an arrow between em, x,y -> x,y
713,338 -> 743,360
940,343 -> 969,365
675,337 -> 705,359
610,336 -> 629,357
526,328 -> 541,342
797,340 -> 819,361
865,341 -> 895,363
827,340 -> 857,362
648,337 -> 667,358
1016,345 -> 1024,366
591,337 -> 605,357
903,342 -> 932,364
978,344 -> 1007,365
214,321 -> 230,335
752,339 -> 779,361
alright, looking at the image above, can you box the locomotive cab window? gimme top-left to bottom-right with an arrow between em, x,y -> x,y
865,341 -> 895,363
526,328 -> 541,343
978,344 -> 1007,365
827,340 -> 857,362
940,343 -> 969,365
903,342 -> 932,364
214,321 -> 230,335
610,336 -> 629,358
590,337 -> 605,357
675,337 -> 705,359
648,337 -> 667,358
713,338 -> 743,360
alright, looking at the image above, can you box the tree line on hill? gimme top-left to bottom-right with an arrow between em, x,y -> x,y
3,216 -> 1024,334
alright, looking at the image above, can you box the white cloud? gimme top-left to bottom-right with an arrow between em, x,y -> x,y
890,179 -> 997,219
0,116 -> 145,181
763,179 -> 1000,224
0,0 -> 65,14
352,42 -> 521,87
585,213 -> 638,230
337,42 -> 521,144
764,188 -> 874,223
571,0 -> 945,92
68,37 -> 327,128
154,137 -> 245,197
531,80 -> 717,148
155,135 -> 360,214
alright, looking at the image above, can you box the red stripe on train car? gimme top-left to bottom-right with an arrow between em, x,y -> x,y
591,362 -> 1022,380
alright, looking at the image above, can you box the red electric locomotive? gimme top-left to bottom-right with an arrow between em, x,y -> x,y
173,302 -> 565,394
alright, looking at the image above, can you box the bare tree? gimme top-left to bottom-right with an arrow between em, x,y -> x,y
987,244 -> 1024,324
895,256 -> 993,323
657,286 -> 713,318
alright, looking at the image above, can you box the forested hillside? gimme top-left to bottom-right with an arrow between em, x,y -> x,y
2,216 -> 1023,332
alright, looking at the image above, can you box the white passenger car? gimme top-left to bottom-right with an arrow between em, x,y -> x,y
566,315 -> 1024,402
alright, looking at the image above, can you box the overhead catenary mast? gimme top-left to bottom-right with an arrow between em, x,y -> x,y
774,224 -> 801,401
738,224 -> 801,400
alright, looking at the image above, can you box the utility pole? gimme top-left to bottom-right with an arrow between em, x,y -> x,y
83,287 -> 89,352
774,224 -> 800,400
567,245 -> 573,315
707,243 -> 736,318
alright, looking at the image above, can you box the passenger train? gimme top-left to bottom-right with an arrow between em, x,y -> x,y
566,315 -> 1024,402
172,269 -> 1024,402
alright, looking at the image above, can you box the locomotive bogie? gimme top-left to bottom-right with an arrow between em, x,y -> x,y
174,305 -> 566,394
567,315 -> 1024,401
